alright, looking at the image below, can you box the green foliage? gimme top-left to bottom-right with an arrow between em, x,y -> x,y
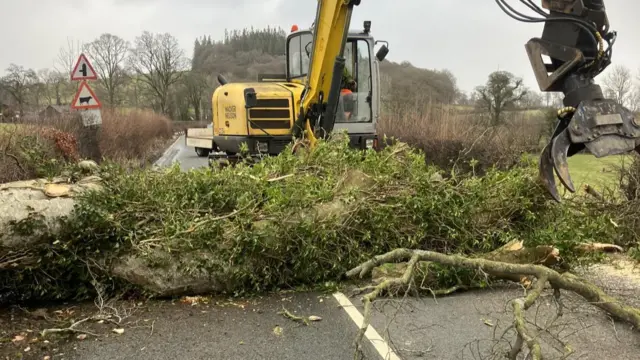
17,135 -> 68,179
1,136 -> 626,303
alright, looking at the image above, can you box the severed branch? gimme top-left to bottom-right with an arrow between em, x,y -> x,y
346,248 -> 640,359
278,306 -> 310,326
40,264 -> 138,338
508,276 -> 546,360
583,184 -> 605,202
41,317 -> 100,337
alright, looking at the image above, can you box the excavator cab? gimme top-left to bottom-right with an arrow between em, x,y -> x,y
286,21 -> 389,149
204,20 -> 389,166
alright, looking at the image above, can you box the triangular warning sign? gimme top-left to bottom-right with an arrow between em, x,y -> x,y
71,81 -> 101,110
71,53 -> 98,81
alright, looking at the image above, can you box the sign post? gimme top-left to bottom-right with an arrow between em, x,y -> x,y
70,53 -> 102,161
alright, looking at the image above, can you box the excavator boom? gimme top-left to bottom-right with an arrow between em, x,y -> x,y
292,0 -> 360,143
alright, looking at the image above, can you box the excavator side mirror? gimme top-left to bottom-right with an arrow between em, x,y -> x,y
244,88 -> 257,108
217,74 -> 228,86
376,45 -> 389,62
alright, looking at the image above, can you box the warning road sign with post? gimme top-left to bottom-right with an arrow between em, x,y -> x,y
71,80 -> 101,110
71,53 -> 98,81
80,108 -> 102,126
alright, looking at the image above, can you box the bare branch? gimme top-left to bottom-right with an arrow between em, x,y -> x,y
602,65 -> 632,107
128,31 -> 189,115
83,33 -> 130,106
55,37 -> 84,75
347,247 -> 640,359
0,64 -> 38,115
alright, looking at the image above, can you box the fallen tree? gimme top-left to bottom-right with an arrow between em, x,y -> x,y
346,245 -> 640,360
0,135 -> 633,304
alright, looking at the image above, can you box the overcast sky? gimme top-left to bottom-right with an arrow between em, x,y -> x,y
1,0 -> 638,93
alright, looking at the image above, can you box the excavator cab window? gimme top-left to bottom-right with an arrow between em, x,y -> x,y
287,32 -> 312,79
336,38 -> 372,123
286,31 -> 372,123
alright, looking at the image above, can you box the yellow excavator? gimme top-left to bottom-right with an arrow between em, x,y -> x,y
190,1 -> 386,161
190,0 -> 638,203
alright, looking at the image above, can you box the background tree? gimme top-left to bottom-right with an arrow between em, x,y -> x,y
84,33 -> 130,106
517,88 -> 544,108
45,70 -> 67,106
0,64 -> 38,116
474,70 -> 527,125
182,71 -> 210,121
55,38 -> 83,76
128,31 -> 188,115
544,92 -> 563,108
602,64 -> 632,107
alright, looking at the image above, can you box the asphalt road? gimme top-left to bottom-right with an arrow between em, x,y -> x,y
154,134 -> 210,171
53,137 -> 640,360
69,292 -> 382,360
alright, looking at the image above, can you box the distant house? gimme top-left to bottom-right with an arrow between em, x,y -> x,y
38,105 -> 69,121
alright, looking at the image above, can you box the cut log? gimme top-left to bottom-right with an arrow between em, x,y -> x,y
0,176 -> 102,265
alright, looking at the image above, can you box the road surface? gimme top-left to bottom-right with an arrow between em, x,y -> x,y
10,137 -> 634,359
154,134 -> 210,171
10,283 -> 638,360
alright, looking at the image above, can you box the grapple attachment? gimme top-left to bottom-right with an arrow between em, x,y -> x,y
514,0 -> 640,201
540,100 -> 640,201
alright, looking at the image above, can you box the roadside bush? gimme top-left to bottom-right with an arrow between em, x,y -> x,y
611,152 -> 640,258
0,124 -> 78,183
1,135 -> 622,302
377,103 -> 547,174
13,108 -> 174,171
99,108 -> 173,164
618,152 -> 640,201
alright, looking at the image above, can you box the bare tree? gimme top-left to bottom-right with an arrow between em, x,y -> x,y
544,92 -> 563,108
182,70 -> 210,121
518,88 -> 544,108
84,33 -> 130,106
474,70 -> 527,125
46,70 -> 68,106
128,31 -> 188,115
437,69 -> 460,104
55,37 -> 84,75
627,88 -> 640,112
35,68 -> 55,106
0,64 -> 38,116
602,64 -> 632,107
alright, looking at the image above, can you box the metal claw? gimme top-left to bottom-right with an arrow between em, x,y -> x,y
550,128 -> 575,193
538,111 -> 575,202
539,142 -> 562,202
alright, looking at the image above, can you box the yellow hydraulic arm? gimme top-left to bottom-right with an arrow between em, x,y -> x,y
292,0 -> 360,146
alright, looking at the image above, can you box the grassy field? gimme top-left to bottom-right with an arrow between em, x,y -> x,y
0,123 -> 22,131
559,154 -> 632,197
512,152 -> 629,199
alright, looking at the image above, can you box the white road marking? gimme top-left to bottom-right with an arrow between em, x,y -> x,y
332,292 -> 402,360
